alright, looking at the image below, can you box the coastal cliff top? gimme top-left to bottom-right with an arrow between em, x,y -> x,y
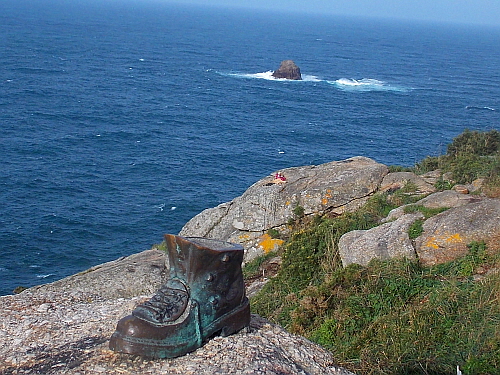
0,249 -> 354,375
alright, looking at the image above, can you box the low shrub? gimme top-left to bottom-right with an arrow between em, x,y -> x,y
266,228 -> 281,239
416,129 -> 500,188
408,218 -> 424,239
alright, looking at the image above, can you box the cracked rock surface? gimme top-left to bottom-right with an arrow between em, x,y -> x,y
0,250 -> 355,375
180,157 -> 388,262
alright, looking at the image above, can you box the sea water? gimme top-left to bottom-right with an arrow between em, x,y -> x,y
1,0 -> 499,295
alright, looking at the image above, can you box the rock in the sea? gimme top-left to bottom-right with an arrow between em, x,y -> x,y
272,60 -> 302,80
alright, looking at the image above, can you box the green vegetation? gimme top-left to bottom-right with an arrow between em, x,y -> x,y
242,251 -> 277,280
403,204 -> 449,240
152,240 -> 168,252
408,218 -> 424,239
434,177 -> 455,191
251,191 -> 402,327
251,236 -> 500,374
266,228 -> 281,239
247,130 -> 500,374
403,204 -> 449,218
293,204 -> 305,218
415,129 -> 500,192
307,248 -> 500,375
13,286 -> 28,294
401,180 -> 419,193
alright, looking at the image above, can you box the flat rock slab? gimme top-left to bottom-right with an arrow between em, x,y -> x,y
180,157 -> 388,262
0,251 -> 355,375
384,190 -> 481,222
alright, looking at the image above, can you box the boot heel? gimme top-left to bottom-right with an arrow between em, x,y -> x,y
220,298 -> 251,337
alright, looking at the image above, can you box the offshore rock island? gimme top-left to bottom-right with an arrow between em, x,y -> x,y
272,60 -> 302,80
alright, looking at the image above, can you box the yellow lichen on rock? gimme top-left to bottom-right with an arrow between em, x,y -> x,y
424,233 -> 464,249
258,234 -> 284,253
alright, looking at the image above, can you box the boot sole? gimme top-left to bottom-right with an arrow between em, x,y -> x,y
207,297 -> 251,338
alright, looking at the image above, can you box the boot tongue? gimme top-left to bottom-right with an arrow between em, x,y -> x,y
166,278 -> 187,291
132,281 -> 189,325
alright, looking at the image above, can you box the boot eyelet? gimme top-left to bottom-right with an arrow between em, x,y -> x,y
209,296 -> 219,307
206,273 -> 215,282
221,254 -> 230,262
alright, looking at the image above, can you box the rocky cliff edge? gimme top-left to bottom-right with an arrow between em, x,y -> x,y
0,249 -> 354,375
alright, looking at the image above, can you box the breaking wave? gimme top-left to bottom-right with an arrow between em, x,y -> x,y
218,70 -> 407,92
466,105 -> 496,111
328,78 -> 408,92
219,70 -> 321,82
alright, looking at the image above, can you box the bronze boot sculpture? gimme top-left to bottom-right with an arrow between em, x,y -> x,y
109,234 -> 250,358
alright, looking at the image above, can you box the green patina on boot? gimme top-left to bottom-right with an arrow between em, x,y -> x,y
109,235 -> 251,358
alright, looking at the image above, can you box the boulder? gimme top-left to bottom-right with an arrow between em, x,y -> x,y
383,190 -> 481,222
419,169 -> 443,186
0,251 -> 354,375
180,157 -> 389,262
413,190 -> 482,209
380,171 -> 436,195
415,198 -> 500,266
338,213 -> 423,266
272,60 -> 302,80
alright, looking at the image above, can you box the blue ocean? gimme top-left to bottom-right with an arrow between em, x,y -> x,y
1,0 -> 499,295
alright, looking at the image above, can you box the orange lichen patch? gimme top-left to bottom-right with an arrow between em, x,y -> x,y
424,233 -> 464,249
446,233 -> 463,243
258,233 -> 284,254
238,234 -> 250,240
322,189 -> 333,205
285,201 -> 291,206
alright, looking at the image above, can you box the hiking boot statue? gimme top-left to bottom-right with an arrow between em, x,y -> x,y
109,234 -> 250,358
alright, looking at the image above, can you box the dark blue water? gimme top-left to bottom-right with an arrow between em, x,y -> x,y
1,0 -> 499,295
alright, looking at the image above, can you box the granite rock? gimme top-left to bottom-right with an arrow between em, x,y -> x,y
0,250 -> 355,375
180,157 -> 389,262
272,60 -> 302,80
415,198 -> 500,266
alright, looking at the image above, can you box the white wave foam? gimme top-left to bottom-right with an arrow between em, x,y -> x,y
37,273 -> 55,279
222,71 -> 320,82
302,74 -> 322,82
466,105 -> 496,111
218,70 -> 405,91
329,78 -> 407,92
